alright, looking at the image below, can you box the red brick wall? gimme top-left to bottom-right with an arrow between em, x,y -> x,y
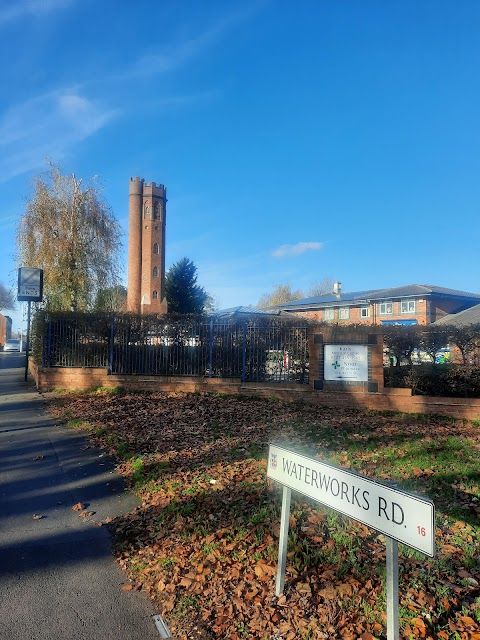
289,298 -> 431,325
30,363 -> 480,421
0,314 -> 12,346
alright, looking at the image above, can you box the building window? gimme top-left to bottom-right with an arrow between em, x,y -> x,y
323,308 -> 335,321
379,302 -> 393,315
153,243 -> 159,254
144,205 -> 150,218
153,202 -> 159,220
153,266 -> 158,277
360,306 -> 370,318
401,300 -> 416,313
338,307 -> 350,320
152,290 -> 158,299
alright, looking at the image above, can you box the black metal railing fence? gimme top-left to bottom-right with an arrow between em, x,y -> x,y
35,312 -> 309,384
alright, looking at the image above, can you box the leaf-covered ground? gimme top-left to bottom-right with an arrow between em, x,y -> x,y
48,390 -> 480,640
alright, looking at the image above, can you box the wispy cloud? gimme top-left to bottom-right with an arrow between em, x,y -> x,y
272,242 -> 324,258
0,0 -> 75,26
118,3 -> 264,80
0,90 -> 117,181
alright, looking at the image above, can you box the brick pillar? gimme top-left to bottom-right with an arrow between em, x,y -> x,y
127,177 -> 143,313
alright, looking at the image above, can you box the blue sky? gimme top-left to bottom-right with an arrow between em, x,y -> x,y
1,0 -> 480,330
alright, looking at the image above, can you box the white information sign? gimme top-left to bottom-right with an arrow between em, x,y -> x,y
324,344 -> 368,381
267,444 -> 435,556
18,268 -> 43,302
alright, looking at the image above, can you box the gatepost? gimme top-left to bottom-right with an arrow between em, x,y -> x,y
268,444 -> 435,640
308,326 -> 384,394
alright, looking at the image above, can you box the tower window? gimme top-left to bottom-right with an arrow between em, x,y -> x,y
144,205 -> 150,218
153,202 -> 159,220
153,243 -> 159,254
153,266 -> 158,277
152,290 -> 158,299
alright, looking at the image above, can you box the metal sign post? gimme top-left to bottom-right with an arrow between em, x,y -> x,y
275,486 -> 291,596
386,537 -> 400,640
24,301 -> 31,381
267,444 -> 435,639
17,268 -> 43,382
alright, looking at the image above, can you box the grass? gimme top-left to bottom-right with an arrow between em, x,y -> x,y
47,389 -> 480,640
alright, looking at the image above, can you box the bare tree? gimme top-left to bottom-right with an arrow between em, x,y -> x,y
0,282 -> 15,312
257,284 -> 304,309
17,163 -> 121,312
305,278 -> 334,298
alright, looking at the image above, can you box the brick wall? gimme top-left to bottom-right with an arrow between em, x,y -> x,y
285,297 -> 470,326
0,314 -> 12,347
29,363 -> 480,421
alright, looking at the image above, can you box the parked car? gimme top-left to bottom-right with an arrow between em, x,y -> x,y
3,339 -> 21,352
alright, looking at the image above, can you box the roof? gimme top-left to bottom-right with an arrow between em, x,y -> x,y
433,303 -> 480,328
213,306 -> 279,318
272,284 -> 480,310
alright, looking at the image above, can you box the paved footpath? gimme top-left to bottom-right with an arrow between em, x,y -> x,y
0,353 -> 160,640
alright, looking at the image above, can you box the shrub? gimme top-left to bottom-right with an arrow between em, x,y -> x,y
384,363 -> 480,397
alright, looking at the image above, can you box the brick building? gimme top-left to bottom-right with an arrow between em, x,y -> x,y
127,177 -> 168,314
273,283 -> 480,326
0,313 -> 12,347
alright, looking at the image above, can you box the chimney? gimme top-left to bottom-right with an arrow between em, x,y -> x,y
333,281 -> 341,295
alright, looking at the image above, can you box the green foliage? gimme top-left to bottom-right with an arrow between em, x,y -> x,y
17,162 -> 121,312
382,324 -> 420,366
384,363 -> 480,397
93,285 -> 127,312
165,257 -> 209,314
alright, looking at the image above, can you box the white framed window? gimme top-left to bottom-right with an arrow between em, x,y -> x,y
360,306 -> 370,318
379,302 -> 393,315
152,290 -> 158,299
338,307 -> 350,320
401,300 -> 416,313
323,308 -> 335,321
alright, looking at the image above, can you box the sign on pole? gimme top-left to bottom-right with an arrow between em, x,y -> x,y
268,444 -> 435,555
267,444 -> 435,639
18,268 -> 43,302
17,268 -> 43,381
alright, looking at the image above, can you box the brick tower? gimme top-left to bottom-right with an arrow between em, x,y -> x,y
127,177 -> 168,314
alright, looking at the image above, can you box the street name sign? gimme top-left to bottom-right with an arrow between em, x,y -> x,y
267,444 -> 435,640
267,444 -> 435,555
